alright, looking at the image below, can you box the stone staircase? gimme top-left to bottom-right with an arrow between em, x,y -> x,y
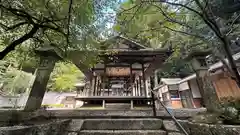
105,103 -> 131,110
80,118 -> 166,135
67,118 -> 185,135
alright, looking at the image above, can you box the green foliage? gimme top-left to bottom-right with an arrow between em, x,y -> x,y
114,0 -> 207,77
48,62 -> 84,92
114,0 -> 240,78
219,97 -> 240,124
1,68 -> 33,95
220,97 -> 240,111
41,104 -> 64,108
115,1 -> 174,48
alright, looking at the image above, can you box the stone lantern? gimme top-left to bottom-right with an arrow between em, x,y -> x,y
24,45 -> 62,111
188,50 -> 210,76
186,50 -> 220,112
75,83 -> 86,96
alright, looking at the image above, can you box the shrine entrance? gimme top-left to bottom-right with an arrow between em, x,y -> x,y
72,36 -> 172,110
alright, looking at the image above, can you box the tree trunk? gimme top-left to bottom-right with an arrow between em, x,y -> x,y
24,56 -> 57,111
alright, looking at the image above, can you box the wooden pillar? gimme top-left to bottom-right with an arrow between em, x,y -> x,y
24,47 -> 59,111
102,100 -> 106,108
101,76 -> 105,96
154,70 -> 158,87
142,63 -> 147,97
130,64 -> 133,96
93,76 -> 97,96
131,100 -> 134,109
108,78 -> 110,96
88,78 -> 93,96
136,80 -> 139,96
150,76 -> 156,116
97,79 -> 100,96
134,83 -> 136,96
139,76 -> 142,96
102,64 -> 106,96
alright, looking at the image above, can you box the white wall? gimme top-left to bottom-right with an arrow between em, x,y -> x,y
189,79 -> 202,98
179,82 -> 189,91
160,85 -> 168,93
168,84 -> 178,90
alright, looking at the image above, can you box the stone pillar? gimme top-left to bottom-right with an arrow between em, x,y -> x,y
186,51 -> 221,112
196,70 -> 220,112
24,47 -> 60,111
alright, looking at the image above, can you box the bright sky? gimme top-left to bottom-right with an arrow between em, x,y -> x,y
98,0 -> 128,38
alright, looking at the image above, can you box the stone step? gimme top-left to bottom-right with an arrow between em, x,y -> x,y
105,103 -> 131,109
79,130 -> 167,135
81,118 -> 163,130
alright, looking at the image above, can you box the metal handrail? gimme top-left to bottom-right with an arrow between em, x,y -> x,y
151,90 -> 189,135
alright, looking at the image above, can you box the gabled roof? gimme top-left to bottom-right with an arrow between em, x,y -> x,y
209,52 -> 240,71
101,35 -> 148,50
178,74 -> 196,84
161,78 -> 182,85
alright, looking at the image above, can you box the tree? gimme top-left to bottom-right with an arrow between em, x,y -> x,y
1,68 -> 33,96
114,0 -> 240,82
0,0 -> 97,59
114,0 -> 206,77
47,62 -> 84,92
114,0 -> 240,112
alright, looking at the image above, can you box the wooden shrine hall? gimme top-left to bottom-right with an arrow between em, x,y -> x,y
74,36 -> 172,109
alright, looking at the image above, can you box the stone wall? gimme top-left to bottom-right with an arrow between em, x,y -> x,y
0,120 -> 70,135
164,120 -> 240,135
1,118 -> 239,135
50,108 -> 207,118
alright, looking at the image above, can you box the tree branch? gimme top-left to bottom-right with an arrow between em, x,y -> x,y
117,4 -> 139,16
38,24 -> 66,37
66,0 -> 73,47
226,14 -> 240,36
0,25 -> 39,60
0,4 -> 37,23
0,21 -> 28,31
193,0 -> 223,39
143,0 -> 202,16
151,4 -> 194,29
163,26 -> 205,39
